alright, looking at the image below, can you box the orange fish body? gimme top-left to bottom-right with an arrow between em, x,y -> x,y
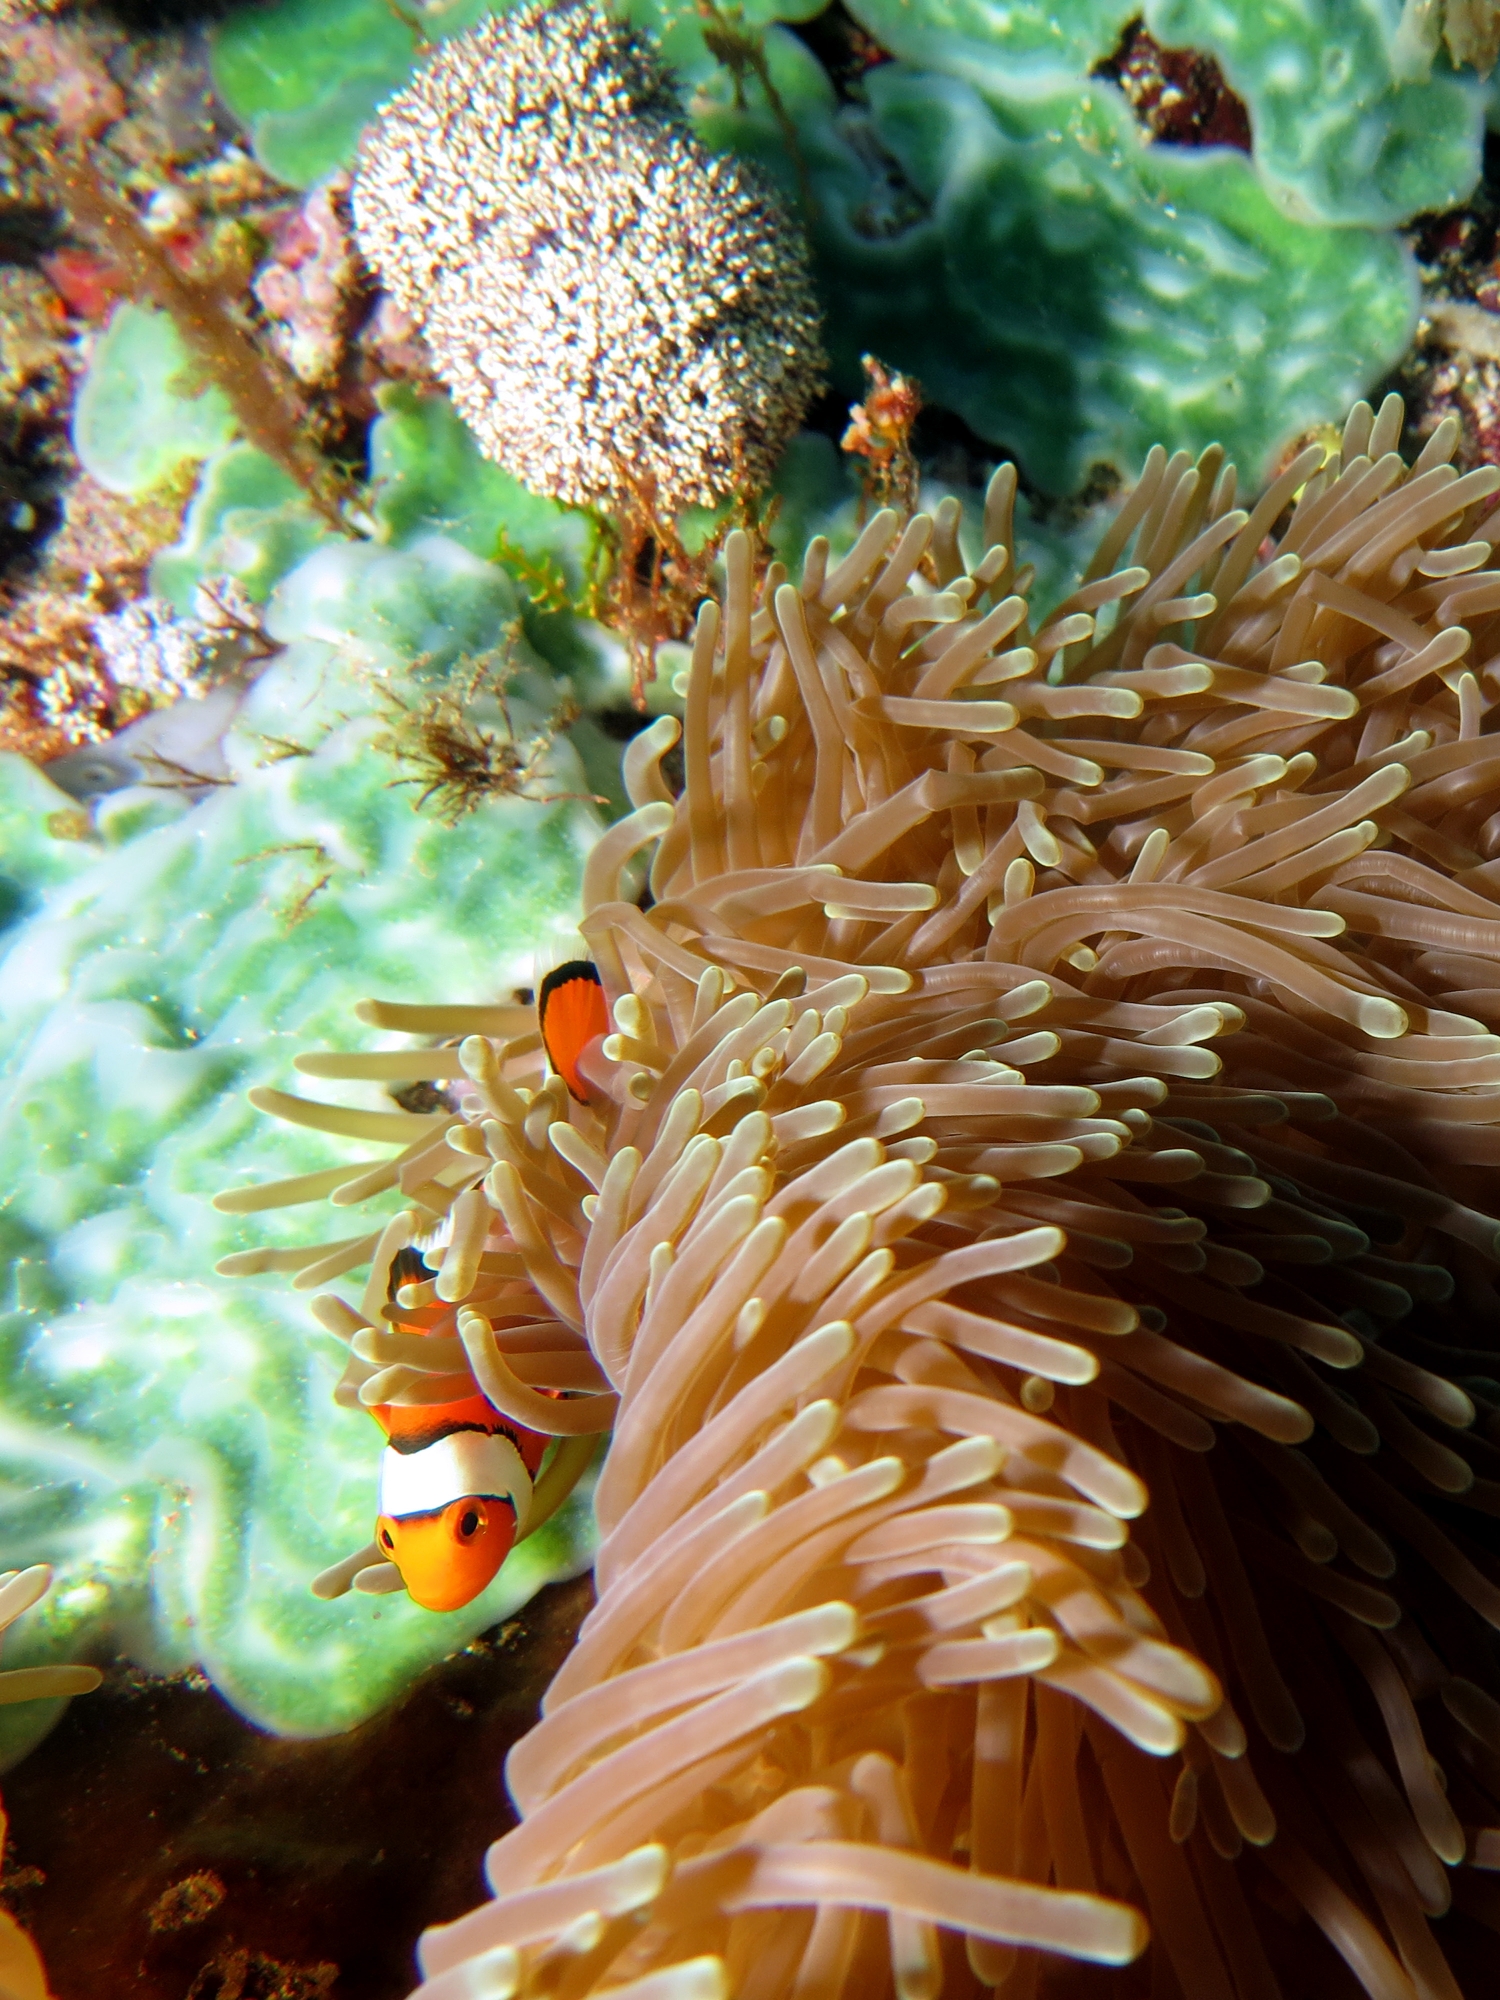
538,959 -> 608,1103
371,1247 -> 549,1612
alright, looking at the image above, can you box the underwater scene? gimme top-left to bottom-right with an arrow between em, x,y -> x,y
12,0 -> 1500,1994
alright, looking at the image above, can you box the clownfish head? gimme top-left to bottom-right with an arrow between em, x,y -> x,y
375,1495 -> 517,1612
374,1425 -> 534,1612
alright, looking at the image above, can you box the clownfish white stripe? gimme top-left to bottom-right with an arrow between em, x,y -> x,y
379,1431 -> 533,1530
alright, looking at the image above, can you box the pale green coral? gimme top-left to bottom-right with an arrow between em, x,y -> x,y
71,306 -> 340,607
1141,0 -> 1484,226
688,25 -> 1417,488
150,444 -> 334,609
209,0 -> 501,188
837,0 -> 1488,229
208,0 -> 423,189
0,538 -> 600,1752
72,304 -> 237,496
367,384 -> 592,581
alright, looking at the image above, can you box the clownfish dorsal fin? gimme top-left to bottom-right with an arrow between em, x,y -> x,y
387,1244 -> 435,1302
537,959 -> 608,1104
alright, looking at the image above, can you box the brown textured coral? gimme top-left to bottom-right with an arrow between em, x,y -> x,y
228,394 -> 1500,1998
350,0 -> 825,518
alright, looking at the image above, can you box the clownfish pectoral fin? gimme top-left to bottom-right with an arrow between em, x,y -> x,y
538,959 -> 608,1104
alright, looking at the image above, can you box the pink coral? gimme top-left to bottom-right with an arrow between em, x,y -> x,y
0,18 -> 123,138
252,175 -> 356,389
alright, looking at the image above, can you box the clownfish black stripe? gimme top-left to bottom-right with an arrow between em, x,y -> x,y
538,959 -> 608,1104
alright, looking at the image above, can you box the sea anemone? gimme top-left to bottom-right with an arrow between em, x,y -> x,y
227,394 -> 1500,1998
350,0 -> 825,517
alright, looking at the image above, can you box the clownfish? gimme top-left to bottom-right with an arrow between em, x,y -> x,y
368,1245 -> 550,1612
538,959 -> 608,1104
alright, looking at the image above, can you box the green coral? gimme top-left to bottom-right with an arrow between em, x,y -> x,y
368,383 -> 592,582
151,444 -> 335,609
208,0 -> 420,189
688,23 -> 1416,488
841,0 -> 1487,227
72,304 -> 237,496
209,0 -> 500,188
1141,0 -> 1484,227
0,538 -> 601,1752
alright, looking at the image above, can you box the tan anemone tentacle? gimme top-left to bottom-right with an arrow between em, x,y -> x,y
223,401 -> 1500,1998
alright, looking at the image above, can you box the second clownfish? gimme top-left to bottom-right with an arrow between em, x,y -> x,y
368,964 -> 605,1610
538,959 -> 608,1104
368,1245 -> 550,1612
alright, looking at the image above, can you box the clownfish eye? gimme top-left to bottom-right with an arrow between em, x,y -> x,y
380,1527 -> 394,1551
458,1508 -> 481,1539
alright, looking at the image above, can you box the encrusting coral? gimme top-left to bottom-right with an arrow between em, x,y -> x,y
228,392 -> 1500,1997
350,0 -> 825,520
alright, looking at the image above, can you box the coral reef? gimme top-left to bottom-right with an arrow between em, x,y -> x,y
15,0 -> 1500,1981
682,10 -> 1420,491
199,0 -> 1447,496
234,397 -> 1500,1996
352,0 -> 825,518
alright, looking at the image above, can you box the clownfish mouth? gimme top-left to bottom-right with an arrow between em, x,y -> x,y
376,1430 -> 533,1612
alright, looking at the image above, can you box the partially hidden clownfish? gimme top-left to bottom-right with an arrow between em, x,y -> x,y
538,958 -> 609,1104
366,964 -> 605,1610
367,1243 -> 551,1612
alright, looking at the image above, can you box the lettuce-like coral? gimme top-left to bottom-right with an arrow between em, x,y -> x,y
0,539 -> 600,1750
198,0 -> 1438,495
1143,0 -> 1485,226
848,0 -> 1488,227
689,22 -> 1418,488
208,0 -> 498,188
72,304 -> 237,498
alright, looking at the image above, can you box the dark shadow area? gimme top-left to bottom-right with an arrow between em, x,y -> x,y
93,0 -> 242,30
2,1572 -> 593,2000
785,0 -> 893,104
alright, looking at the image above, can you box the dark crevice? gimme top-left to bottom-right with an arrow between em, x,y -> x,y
92,0 -> 241,30
785,0 -> 893,104
1093,17 -> 1251,152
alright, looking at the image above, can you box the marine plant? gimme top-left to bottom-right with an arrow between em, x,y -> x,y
230,395 -> 1500,1995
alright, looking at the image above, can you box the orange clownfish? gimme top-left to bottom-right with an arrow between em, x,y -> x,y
538,959 -> 608,1104
369,1246 -> 550,1612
